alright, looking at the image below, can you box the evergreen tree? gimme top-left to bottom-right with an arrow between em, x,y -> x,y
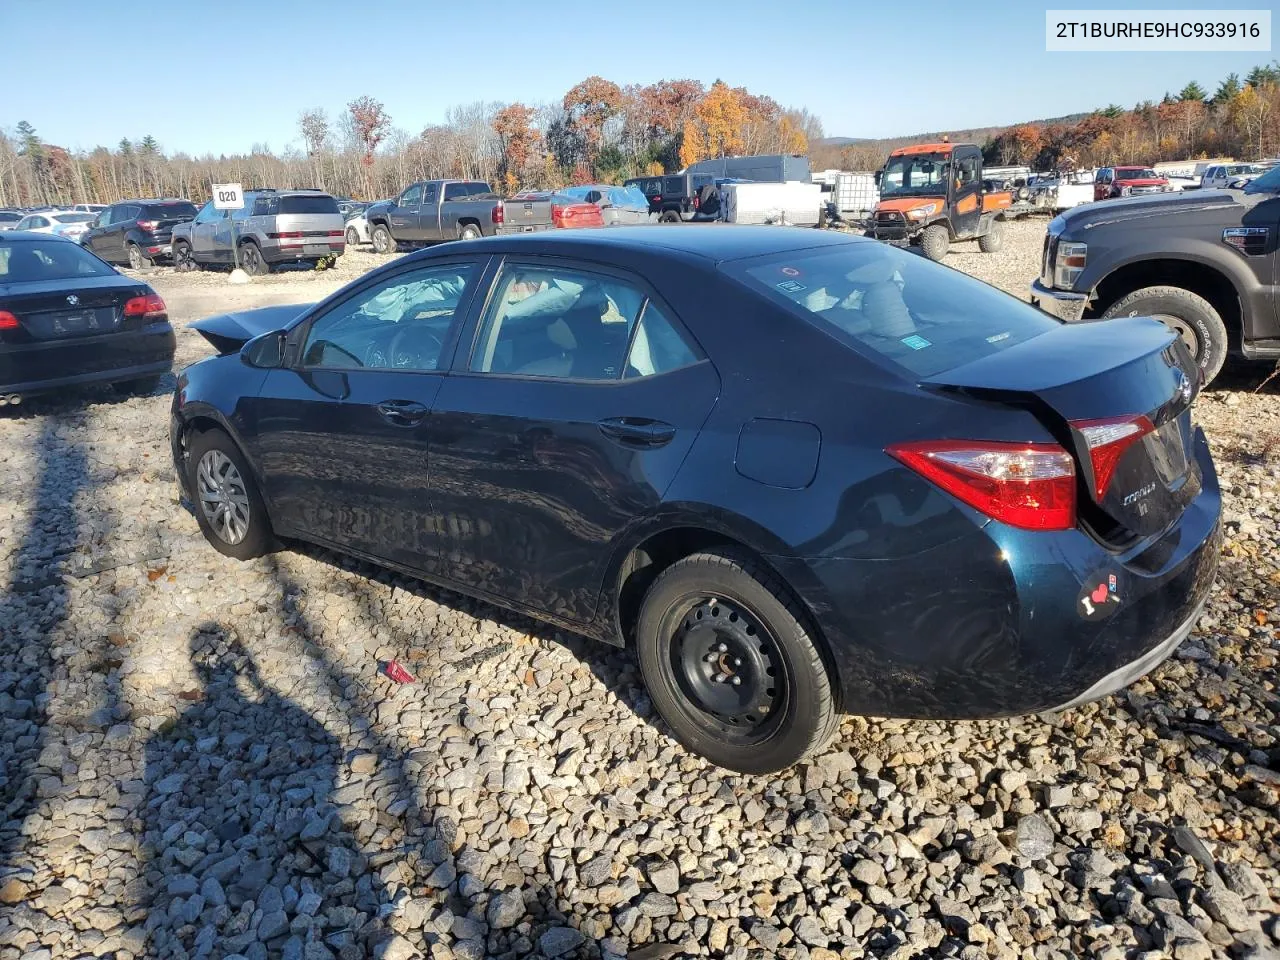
1213,73 -> 1241,104
1177,81 -> 1207,102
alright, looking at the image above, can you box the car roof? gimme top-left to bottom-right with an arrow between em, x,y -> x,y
0,230 -> 77,243
456,224 -> 866,264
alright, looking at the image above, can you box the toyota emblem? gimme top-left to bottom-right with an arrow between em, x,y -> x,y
66,295 -> 79,306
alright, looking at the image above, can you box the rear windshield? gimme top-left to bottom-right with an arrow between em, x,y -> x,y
145,202 -> 198,220
722,242 -> 1059,378
0,240 -> 115,282
52,213 -> 94,224
278,195 -> 340,215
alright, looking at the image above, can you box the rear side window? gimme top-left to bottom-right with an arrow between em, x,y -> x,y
664,177 -> 685,196
722,242 -> 1059,378
279,195 -> 340,215
146,202 -> 198,220
444,182 -> 493,200
0,241 -> 115,281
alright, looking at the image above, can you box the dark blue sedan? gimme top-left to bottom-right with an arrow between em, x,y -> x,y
170,226 -> 1220,773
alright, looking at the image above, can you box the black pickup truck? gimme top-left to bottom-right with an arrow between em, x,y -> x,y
1031,164 -> 1280,384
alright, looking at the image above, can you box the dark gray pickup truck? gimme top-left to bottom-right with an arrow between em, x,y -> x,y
365,180 -> 559,253
1031,164 -> 1280,384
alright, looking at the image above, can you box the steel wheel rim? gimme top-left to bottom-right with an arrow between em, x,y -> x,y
669,597 -> 784,744
1151,313 -> 1200,359
196,450 -> 251,545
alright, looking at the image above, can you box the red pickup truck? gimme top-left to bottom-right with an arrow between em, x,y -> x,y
1094,166 -> 1171,200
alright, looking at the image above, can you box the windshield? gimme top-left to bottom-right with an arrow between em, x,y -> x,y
1243,164 -> 1280,194
0,240 -> 116,281
52,213 -> 95,224
879,154 -> 948,197
721,240 -> 1058,378
1115,168 -> 1158,180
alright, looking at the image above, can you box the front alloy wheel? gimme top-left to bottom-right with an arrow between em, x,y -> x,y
196,449 -> 251,546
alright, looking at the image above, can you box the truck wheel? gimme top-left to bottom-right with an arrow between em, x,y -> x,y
371,224 -> 397,254
660,210 -> 681,223
238,241 -> 270,276
1100,285 -> 1228,384
173,241 -> 200,272
635,548 -> 839,774
920,224 -> 950,261
978,219 -> 1005,253
458,223 -> 482,241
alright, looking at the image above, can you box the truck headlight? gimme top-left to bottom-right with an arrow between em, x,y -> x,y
1054,241 -> 1087,289
906,203 -> 939,220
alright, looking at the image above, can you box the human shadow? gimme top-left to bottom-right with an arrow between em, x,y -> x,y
0,418 -> 88,894
138,622 -> 368,959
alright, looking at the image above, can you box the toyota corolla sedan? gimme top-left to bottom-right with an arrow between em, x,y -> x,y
170,227 -> 1220,773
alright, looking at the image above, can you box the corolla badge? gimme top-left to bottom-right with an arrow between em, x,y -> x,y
66,295 -> 79,306
1176,369 -> 1192,404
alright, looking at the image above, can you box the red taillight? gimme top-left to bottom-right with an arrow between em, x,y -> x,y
327,230 -> 344,237
888,440 -> 1077,531
270,231 -> 304,239
0,310 -> 18,330
551,204 -> 564,228
1069,415 -> 1155,500
124,293 -> 166,318
136,219 -> 158,231
693,195 -> 701,209
491,203 -> 504,224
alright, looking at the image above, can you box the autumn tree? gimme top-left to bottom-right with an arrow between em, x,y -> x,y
299,108 -> 329,188
563,76 -> 623,171
492,103 -> 539,193
682,80 -> 746,165
348,96 -> 391,197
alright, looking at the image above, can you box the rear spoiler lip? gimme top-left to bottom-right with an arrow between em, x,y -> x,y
920,316 -> 1177,394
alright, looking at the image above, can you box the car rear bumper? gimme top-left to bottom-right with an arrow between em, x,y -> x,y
265,242 -> 344,263
1030,279 -> 1088,322
0,322 -> 176,395
495,224 -> 553,235
779,427 -> 1221,720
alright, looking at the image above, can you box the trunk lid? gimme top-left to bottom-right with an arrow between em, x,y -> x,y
0,274 -> 149,341
924,316 -> 1201,539
501,196 -> 555,232
191,303 -> 312,355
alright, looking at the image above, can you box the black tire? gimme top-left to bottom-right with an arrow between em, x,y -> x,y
173,241 -> 199,272
920,223 -> 950,261
635,549 -> 839,774
186,427 -> 274,561
345,226 -> 360,247
1100,285 -> 1228,384
371,224 -> 397,254
458,222 -> 482,241
112,375 -> 162,396
978,219 -> 1005,253
239,241 -> 270,276
127,243 -> 150,270
660,210 -> 681,223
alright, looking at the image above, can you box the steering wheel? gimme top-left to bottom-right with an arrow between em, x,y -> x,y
387,325 -> 444,370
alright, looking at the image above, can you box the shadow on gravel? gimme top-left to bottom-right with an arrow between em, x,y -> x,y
0,374 -> 178,421
137,622 -> 365,958
0,419 -> 89,889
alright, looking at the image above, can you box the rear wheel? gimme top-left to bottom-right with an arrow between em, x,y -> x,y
187,428 -> 274,561
1100,285 -> 1228,384
458,223 -> 482,241
978,219 -> 1005,253
920,223 -> 950,261
371,224 -> 397,254
660,210 -> 681,223
345,226 -> 360,247
239,241 -> 270,276
635,549 -> 838,773
127,243 -> 150,270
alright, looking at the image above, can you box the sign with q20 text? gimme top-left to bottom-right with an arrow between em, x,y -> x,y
212,183 -> 245,211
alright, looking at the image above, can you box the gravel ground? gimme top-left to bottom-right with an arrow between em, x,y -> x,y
1,226 -> 1278,960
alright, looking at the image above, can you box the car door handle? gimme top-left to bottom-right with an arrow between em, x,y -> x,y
376,400 -> 429,426
597,417 -> 676,447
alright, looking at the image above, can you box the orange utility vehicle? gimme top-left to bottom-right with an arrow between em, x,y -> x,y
866,140 -> 1013,261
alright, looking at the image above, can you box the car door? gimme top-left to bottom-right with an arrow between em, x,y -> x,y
390,183 -> 424,242
187,202 -> 219,263
951,148 -> 983,238
242,256 -> 487,572
107,204 -> 137,262
81,205 -> 113,259
1094,169 -> 1111,201
419,182 -> 442,241
427,258 -> 720,623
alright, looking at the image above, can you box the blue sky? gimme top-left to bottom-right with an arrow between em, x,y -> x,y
1,0 -> 1270,155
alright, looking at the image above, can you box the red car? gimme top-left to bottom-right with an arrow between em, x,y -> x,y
1094,166 -> 1170,200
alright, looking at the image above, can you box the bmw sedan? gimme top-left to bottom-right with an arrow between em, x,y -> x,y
1,231 -> 176,406
170,226 -> 1220,773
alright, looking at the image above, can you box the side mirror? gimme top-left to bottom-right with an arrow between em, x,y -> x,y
241,330 -> 287,369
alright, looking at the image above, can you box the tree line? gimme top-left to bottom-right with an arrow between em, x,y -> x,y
0,77 -> 819,207
3,63 -> 1277,208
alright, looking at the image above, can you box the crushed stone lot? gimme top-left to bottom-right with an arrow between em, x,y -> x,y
1,222 -> 1278,960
